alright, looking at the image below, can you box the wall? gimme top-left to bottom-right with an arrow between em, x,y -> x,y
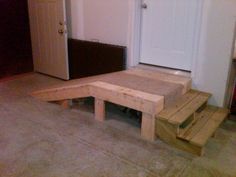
66,0 -> 84,40
192,0 -> 236,107
66,0 -> 130,46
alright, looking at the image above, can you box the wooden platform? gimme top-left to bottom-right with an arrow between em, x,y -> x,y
32,68 -> 191,141
32,68 -> 228,155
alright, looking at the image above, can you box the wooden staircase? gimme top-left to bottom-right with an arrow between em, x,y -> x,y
156,90 -> 229,156
31,68 -> 229,156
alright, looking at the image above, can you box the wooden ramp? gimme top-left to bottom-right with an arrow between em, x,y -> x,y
32,68 -> 228,155
32,68 -> 190,141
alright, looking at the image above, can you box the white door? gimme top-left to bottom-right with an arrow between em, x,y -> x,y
140,0 -> 200,71
28,0 -> 69,80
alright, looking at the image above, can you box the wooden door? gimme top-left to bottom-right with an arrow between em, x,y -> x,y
140,0 -> 201,71
28,0 -> 69,80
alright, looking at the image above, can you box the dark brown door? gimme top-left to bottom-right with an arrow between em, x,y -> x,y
0,0 -> 33,79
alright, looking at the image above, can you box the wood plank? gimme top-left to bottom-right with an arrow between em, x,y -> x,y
89,82 -> 164,115
141,113 -> 156,141
168,92 -> 211,125
190,108 -> 229,147
31,84 -> 90,102
158,90 -> 200,121
211,108 -> 229,122
156,119 -> 204,156
57,99 -> 71,109
31,72 -> 113,95
178,106 -> 218,141
95,98 -> 106,121
124,68 -> 192,94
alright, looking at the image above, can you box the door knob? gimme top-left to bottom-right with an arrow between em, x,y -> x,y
59,21 -> 66,25
142,3 -> 147,9
58,29 -> 64,35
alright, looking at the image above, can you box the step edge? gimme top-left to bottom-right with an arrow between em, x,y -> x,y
177,105 -> 219,140
158,90 -> 202,120
167,93 -> 211,125
189,108 -> 229,147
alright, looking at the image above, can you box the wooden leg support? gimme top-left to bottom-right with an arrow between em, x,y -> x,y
58,99 -> 71,109
212,131 -> 217,138
141,113 -> 156,141
95,98 -> 105,121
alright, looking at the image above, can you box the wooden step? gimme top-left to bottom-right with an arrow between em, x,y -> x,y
178,106 -> 229,147
158,90 -> 211,126
177,105 -> 217,137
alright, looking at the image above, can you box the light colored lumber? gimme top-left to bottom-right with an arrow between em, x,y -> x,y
33,80 -> 164,115
156,119 -> 204,156
95,98 -> 105,121
31,84 -> 90,102
89,82 -> 164,115
124,68 -> 192,94
158,90 -> 200,121
32,72 -> 112,93
57,99 -> 71,109
168,92 -> 211,125
141,113 -> 156,141
32,80 -> 164,142
178,106 -> 218,141
190,108 -> 229,147
211,131 -> 217,138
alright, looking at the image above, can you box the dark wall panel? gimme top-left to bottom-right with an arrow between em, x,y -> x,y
0,0 -> 33,78
68,39 -> 126,79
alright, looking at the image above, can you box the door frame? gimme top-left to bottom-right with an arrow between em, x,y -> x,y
127,0 -> 205,77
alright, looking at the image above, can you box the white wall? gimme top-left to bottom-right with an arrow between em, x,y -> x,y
66,0 -> 130,46
192,0 -> 236,107
66,0 -> 84,39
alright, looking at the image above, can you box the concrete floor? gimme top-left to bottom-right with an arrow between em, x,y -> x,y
0,73 -> 236,177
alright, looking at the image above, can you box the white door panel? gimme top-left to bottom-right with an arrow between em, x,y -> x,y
140,0 -> 200,71
28,0 -> 69,80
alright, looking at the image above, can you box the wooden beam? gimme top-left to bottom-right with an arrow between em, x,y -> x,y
141,113 -> 156,141
57,99 -> 71,109
31,81 -> 164,116
90,82 -> 164,115
31,84 -> 90,102
95,98 -> 105,121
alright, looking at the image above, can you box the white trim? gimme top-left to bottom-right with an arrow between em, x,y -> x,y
128,0 -> 205,75
70,0 -> 84,40
224,21 -> 236,107
127,0 -> 142,68
190,0 -> 205,80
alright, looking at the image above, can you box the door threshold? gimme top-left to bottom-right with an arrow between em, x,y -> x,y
135,64 -> 191,78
